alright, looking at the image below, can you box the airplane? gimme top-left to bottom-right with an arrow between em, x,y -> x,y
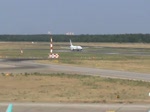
6,104 -> 13,112
70,39 -> 82,51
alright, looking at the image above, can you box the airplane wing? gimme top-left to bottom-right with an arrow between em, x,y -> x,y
6,104 -> 13,112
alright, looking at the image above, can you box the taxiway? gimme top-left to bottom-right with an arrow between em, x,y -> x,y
0,59 -> 150,82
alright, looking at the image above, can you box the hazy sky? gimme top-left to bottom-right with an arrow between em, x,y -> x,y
0,0 -> 149,34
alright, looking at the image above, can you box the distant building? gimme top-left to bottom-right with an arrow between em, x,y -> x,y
66,32 -> 74,35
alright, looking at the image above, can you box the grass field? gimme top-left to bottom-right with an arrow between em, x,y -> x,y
0,73 -> 150,103
0,42 -> 150,103
0,42 -> 150,73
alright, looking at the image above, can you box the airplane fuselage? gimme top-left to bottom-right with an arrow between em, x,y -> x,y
70,45 -> 82,51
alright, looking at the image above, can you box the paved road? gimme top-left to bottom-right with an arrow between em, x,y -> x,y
0,59 -> 150,81
0,103 -> 150,112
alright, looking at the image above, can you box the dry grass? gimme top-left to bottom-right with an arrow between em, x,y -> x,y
0,42 -> 150,49
0,42 -> 48,49
76,60 -> 150,73
0,74 -> 150,103
80,43 -> 150,48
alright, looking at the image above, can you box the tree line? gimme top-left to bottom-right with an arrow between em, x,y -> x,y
0,34 -> 150,43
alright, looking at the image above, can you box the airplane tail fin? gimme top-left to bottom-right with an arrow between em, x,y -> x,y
70,39 -> 73,46
6,104 -> 13,112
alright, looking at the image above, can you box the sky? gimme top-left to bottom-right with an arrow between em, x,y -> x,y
0,0 -> 150,35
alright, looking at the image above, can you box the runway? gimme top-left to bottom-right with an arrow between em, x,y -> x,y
0,59 -> 150,82
0,103 -> 150,112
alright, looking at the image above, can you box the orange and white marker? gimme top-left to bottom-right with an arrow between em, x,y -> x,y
48,37 -> 59,59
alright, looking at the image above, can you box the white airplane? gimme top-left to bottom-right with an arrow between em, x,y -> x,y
70,39 -> 82,51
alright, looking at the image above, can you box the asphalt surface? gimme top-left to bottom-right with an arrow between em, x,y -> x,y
0,59 -> 150,82
0,103 -> 150,112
